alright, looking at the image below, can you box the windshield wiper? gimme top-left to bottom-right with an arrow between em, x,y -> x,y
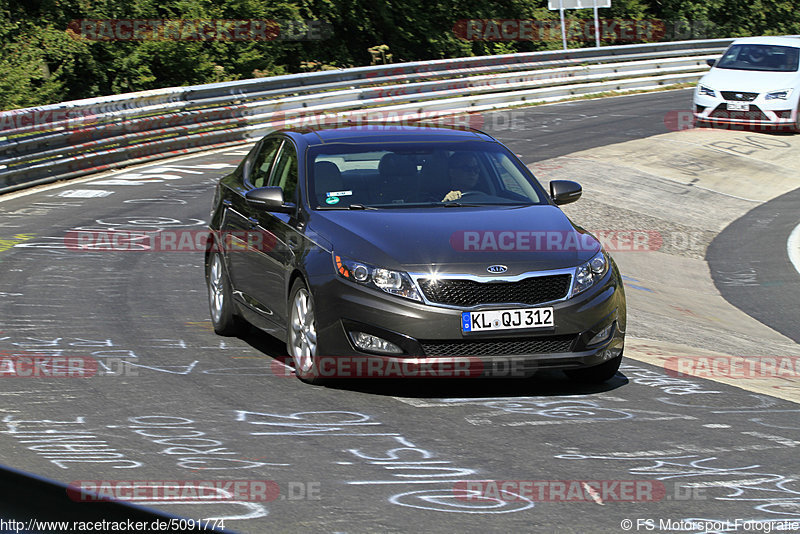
348,203 -> 378,210
442,202 -> 483,207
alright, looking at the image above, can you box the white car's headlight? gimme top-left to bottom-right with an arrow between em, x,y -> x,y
572,251 -> 609,296
334,254 -> 421,301
698,85 -> 716,98
765,89 -> 793,100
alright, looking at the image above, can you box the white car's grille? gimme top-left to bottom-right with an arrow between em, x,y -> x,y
720,91 -> 759,102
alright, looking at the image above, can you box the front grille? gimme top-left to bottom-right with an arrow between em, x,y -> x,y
709,104 -> 769,121
721,91 -> 758,101
421,334 -> 576,357
417,274 -> 571,307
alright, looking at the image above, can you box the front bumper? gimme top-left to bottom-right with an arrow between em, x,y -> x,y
310,268 -> 626,378
693,91 -> 797,128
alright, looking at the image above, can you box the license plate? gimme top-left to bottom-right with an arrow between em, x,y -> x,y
462,307 -> 554,333
727,101 -> 750,111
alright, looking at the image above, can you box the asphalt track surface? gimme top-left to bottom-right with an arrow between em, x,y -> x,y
707,186 -> 800,344
1,89 -> 800,533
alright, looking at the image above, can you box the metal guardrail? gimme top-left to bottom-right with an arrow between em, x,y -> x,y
0,38 -> 733,193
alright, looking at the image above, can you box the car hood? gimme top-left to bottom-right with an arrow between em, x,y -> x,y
700,67 -> 800,93
308,205 -> 600,276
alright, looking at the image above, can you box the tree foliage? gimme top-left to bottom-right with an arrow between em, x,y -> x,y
1,0 -> 799,110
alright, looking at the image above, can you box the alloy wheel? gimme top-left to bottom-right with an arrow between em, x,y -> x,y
289,287 -> 317,373
208,254 -> 225,324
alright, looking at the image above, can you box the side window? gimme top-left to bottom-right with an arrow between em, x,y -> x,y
248,138 -> 282,188
269,142 -> 299,202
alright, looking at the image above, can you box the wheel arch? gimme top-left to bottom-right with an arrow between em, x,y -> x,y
287,269 -> 308,300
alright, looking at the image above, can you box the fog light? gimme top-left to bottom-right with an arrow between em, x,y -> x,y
351,332 -> 402,354
588,323 -> 614,345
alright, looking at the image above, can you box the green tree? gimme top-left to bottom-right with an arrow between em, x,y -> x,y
3,0 -> 800,110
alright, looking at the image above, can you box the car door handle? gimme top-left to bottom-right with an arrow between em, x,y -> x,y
287,236 -> 300,249
222,199 -> 233,206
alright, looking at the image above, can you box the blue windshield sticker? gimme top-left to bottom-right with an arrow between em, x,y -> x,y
326,190 -> 353,197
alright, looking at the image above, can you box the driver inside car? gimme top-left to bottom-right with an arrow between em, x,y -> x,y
442,152 -> 482,202
745,46 -> 767,65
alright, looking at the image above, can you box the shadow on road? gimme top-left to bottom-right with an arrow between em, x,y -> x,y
237,325 -> 629,399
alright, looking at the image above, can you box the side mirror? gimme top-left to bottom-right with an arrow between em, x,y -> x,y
706,58 -> 716,67
245,186 -> 296,213
550,180 -> 582,205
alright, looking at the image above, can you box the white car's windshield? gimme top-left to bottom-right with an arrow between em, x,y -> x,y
715,44 -> 800,72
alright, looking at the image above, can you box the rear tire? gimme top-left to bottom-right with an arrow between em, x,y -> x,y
206,252 -> 245,336
565,353 -> 622,384
287,279 -> 324,385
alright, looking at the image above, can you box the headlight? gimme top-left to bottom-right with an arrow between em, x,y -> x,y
698,85 -> 716,98
765,89 -> 792,100
572,251 -> 609,296
334,254 -> 421,301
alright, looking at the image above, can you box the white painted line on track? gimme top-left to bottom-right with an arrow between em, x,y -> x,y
788,222 -> 800,277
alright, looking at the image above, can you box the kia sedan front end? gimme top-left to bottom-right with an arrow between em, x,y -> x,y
205,126 -> 626,385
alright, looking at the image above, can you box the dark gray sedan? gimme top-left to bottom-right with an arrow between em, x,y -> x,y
205,126 -> 626,384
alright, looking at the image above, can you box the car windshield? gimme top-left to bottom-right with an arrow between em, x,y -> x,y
307,141 -> 548,209
715,44 -> 800,72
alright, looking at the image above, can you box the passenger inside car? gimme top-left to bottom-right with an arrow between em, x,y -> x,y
369,153 -> 418,203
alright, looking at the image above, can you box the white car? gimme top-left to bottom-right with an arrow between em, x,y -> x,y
693,36 -> 800,131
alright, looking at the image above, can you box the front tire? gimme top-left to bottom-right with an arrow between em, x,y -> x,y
287,279 -> 324,385
206,252 -> 245,336
564,353 -> 622,384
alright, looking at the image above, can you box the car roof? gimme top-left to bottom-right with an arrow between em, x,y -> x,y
730,35 -> 800,48
283,125 -> 496,146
